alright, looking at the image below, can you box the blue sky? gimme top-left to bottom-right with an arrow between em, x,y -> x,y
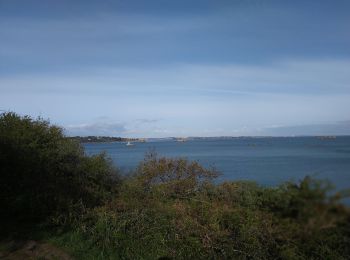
1,0 -> 350,137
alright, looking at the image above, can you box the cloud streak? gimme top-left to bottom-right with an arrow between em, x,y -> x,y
1,58 -> 350,137
260,120 -> 350,136
1,1 -> 349,74
1,59 -> 349,96
65,122 -> 127,136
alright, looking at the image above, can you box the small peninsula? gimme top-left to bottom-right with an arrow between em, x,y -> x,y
68,136 -> 145,143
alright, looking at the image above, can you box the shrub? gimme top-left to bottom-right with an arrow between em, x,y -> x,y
0,112 -> 119,226
133,151 -> 219,198
71,155 -> 350,259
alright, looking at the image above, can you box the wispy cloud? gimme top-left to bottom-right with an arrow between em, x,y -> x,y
64,117 -> 163,137
135,119 -> 160,124
1,58 -> 350,137
260,120 -> 350,136
1,1 -> 349,74
65,122 -> 127,136
1,59 -> 349,96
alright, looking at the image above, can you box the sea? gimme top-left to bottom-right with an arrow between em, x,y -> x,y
84,136 -> 350,191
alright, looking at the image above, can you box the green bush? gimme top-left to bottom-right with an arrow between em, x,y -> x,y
0,112 -> 119,226
134,151 -> 219,198
67,154 -> 350,259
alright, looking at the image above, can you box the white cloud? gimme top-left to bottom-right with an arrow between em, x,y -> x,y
1,59 -> 350,95
260,120 -> 350,136
1,59 -> 350,137
65,122 -> 127,136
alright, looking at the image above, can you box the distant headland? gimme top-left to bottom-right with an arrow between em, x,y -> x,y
68,136 -> 146,143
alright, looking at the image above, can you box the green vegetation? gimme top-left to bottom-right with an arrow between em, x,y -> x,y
1,112 -> 350,259
0,112 -> 119,229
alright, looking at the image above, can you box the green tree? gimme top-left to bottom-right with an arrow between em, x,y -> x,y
0,112 -> 119,226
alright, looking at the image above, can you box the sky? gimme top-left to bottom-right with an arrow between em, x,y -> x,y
1,0 -> 350,137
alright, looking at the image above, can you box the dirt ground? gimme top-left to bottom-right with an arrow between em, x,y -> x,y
0,240 -> 72,260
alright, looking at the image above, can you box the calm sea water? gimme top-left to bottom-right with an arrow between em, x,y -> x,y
84,137 -> 350,190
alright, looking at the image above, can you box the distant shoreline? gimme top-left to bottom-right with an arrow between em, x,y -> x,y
68,136 -> 145,143
69,135 -> 350,143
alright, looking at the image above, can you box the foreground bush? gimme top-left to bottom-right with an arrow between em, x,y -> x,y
0,112 -> 119,227
65,154 -> 350,260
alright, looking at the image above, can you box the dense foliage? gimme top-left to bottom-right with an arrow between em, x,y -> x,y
0,112 -> 118,226
58,157 -> 349,259
1,112 -> 349,259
